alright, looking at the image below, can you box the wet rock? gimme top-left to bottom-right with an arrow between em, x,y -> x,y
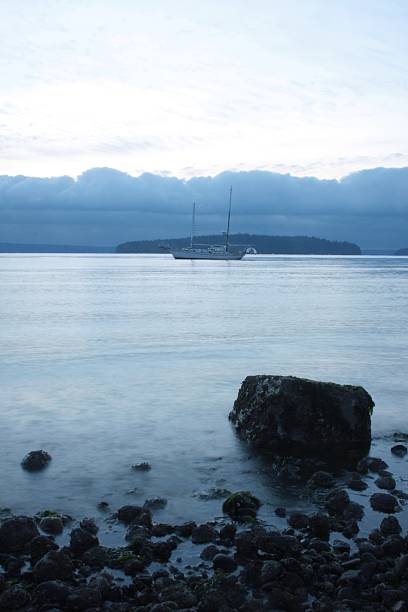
33,549 -> 73,583
375,475 -> 396,490
117,504 -> 152,527
79,517 -> 98,534
213,553 -> 237,573
175,521 -> 196,537
131,461 -> 151,471
39,516 -> 64,535
343,501 -> 364,521
229,375 -> 373,458
144,497 -> 168,510
125,523 -> 151,543
222,491 -> 261,521
260,559 -> 282,583
0,516 -> 39,552
381,535 -> 406,557
258,531 -> 302,556
191,524 -> 217,544
287,511 -> 308,529
357,456 -> 388,474
0,585 -> 31,610
346,475 -> 368,491
200,544 -> 220,560
82,545 -> 111,568
370,493 -> 401,513
70,527 -> 99,554
219,523 -> 236,543
33,580 -> 71,607
30,535 -> 59,564
380,516 -> 402,536
325,489 -> 350,515
275,506 -> 286,517
66,586 -> 102,610
391,444 -> 408,457
308,512 -> 331,539
308,470 -> 334,488
151,523 -> 174,537
21,449 -> 52,471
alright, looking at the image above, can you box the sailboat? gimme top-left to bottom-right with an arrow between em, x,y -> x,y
171,187 -> 246,260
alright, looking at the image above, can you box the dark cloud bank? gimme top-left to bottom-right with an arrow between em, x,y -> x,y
0,166 -> 407,249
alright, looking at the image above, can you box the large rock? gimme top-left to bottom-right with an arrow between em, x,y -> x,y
229,375 -> 373,458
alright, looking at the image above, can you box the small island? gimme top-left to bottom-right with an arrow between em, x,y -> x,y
116,234 -> 361,255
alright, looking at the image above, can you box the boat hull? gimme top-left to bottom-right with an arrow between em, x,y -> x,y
171,250 -> 244,260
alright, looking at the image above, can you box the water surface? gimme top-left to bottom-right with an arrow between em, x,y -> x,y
1,254 -> 407,534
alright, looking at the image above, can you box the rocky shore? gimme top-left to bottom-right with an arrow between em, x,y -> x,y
2,377 -> 408,611
1,434 -> 407,611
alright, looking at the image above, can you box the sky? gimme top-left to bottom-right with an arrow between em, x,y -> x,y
1,0 -> 408,179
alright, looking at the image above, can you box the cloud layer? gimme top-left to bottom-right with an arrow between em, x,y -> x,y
0,166 -> 407,249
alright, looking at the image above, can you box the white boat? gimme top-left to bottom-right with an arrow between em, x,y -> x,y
171,187 -> 247,260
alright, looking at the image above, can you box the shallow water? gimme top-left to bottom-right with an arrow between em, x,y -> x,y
0,254 -> 407,536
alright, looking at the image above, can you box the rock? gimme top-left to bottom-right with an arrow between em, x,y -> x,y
191,524 -> 217,544
175,521 -> 196,537
117,504 -> 152,527
131,462 -> 151,471
30,535 -> 59,564
70,527 -> 99,555
0,516 -> 39,552
33,580 -> 71,606
259,531 -> 302,556
0,585 -> 31,610
213,553 -> 237,573
347,476 -> 368,491
308,471 -> 334,487
275,506 -> 286,517
79,517 -> 98,534
39,516 -> 64,535
391,444 -> 408,457
229,375 -> 373,458
375,475 -> 396,490
308,512 -> 330,539
144,497 -> 168,510
325,489 -> 351,514
380,516 -> 402,536
261,560 -> 282,583
370,493 -> 401,513
66,586 -> 102,610
33,549 -> 73,583
357,456 -> 388,474
21,449 -> 52,471
125,523 -> 151,543
219,523 -> 236,543
222,491 -> 261,521
82,545 -> 111,568
200,544 -> 220,560
287,511 -> 308,529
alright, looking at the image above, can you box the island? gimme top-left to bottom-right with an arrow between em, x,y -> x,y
116,234 -> 361,255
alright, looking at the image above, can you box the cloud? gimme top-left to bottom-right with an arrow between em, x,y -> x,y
0,166 -> 408,249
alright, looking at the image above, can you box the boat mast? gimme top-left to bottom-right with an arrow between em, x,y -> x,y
225,186 -> 232,252
190,201 -> 196,249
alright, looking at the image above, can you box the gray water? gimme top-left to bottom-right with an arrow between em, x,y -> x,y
1,254 -> 407,536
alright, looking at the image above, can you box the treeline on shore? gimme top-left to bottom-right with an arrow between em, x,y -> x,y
116,234 -> 361,255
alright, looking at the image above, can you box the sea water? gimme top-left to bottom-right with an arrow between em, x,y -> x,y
1,254 -> 407,535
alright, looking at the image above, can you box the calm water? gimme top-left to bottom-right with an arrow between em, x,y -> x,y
1,254 -> 407,536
